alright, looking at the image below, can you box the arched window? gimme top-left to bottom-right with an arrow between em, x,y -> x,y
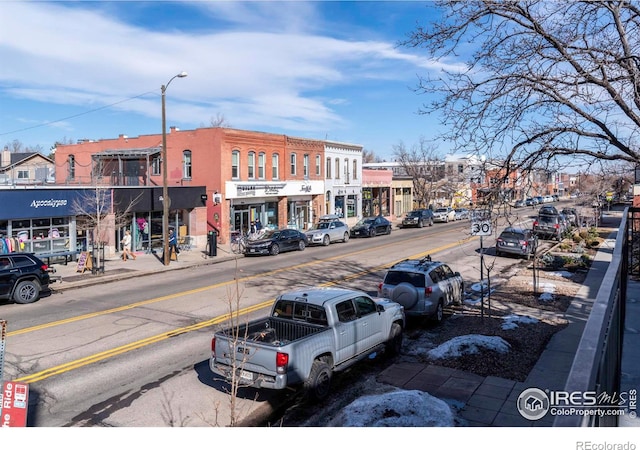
353,159 -> 358,180
326,157 -> 332,179
248,151 -> 256,179
335,158 -> 340,180
183,150 -> 192,179
344,158 -> 350,183
290,153 -> 297,176
316,155 -> 321,176
303,154 -> 309,178
272,153 -> 279,179
68,155 -> 75,180
258,152 -> 265,179
231,150 -> 240,179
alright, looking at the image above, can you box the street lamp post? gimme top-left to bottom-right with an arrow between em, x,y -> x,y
161,71 -> 188,266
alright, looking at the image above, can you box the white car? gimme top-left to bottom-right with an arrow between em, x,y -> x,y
433,207 -> 456,223
305,215 -> 350,246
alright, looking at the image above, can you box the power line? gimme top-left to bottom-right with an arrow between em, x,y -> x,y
0,89 -> 158,137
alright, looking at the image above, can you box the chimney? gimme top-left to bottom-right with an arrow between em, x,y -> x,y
170,126 -> 179,133
1,149 -> 10,167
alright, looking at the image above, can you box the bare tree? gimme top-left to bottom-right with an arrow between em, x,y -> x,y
392,137 -> 447,208
403,1 -> 640,171
209,113 -> 232,128
72,187 -> 141,273
362,148 -> 382,163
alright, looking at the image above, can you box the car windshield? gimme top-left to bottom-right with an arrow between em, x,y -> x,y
356,218 -> 375,226
407,211 -> 421,217
500,232 -> 525,240
435,208 -> 448,213
260,230 -> 279,239
315,222 -> 330,230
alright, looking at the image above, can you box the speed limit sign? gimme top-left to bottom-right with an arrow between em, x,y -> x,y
471,220 -> 492,236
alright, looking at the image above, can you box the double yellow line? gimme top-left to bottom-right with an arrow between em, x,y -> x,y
13,234 -> 476,384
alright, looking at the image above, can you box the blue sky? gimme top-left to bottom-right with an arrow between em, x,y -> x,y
0,1 -> 460,161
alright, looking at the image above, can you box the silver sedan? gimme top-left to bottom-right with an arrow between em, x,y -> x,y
305,219 -> 350,246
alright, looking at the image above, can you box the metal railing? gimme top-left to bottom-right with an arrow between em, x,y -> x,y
553,207 -> 634,426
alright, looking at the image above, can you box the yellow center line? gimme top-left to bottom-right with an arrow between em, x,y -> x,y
10,234 -> 477,383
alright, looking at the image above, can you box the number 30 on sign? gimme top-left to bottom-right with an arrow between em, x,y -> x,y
471,221 -> 492,236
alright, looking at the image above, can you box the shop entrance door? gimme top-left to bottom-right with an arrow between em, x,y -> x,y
233,209 -> 251,235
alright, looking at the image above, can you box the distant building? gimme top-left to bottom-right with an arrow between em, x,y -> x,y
0,149 -> 54,185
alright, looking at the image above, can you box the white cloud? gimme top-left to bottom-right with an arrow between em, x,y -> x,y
0,2 -> 448,136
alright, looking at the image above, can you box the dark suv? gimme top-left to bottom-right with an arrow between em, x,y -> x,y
533,214 -> 567,241
0,253 -> 52,304
378,256 -> 464,322
401,209 -> 434,228
495,227 -> 538,260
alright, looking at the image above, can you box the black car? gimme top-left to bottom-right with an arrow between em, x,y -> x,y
495,227 -> 538,260
243,228 -> 308,256
350,216 -> 392,238
401,209 -> 434,228
0,253 -> 52,304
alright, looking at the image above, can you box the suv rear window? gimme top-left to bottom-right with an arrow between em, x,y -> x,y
537,216 -> 558,224
499,231 -> 525,240
384,270 -> 425,288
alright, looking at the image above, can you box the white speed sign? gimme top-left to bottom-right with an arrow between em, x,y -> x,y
471,221 -> 492,236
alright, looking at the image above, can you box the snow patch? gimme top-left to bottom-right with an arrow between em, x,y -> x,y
427,334 -> 511,359
501,314 -> 539,330
327,389 -> 456,427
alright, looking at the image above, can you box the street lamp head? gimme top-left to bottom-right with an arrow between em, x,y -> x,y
177,71 -> 188,78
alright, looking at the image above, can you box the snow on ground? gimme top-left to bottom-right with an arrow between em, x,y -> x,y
427,334 -> 511,359
501,314 -> 539,330
327,389 -> 456,427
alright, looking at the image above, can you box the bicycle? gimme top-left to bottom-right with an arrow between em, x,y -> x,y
230,233 -> 248,254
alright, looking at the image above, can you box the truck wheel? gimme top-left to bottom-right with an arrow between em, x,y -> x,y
304,359 -> 332,402
13,280 -> 41,304
432,300 -> 444,323
385,323 -> 403,356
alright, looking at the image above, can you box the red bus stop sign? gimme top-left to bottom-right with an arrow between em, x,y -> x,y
1,381 -> 29,427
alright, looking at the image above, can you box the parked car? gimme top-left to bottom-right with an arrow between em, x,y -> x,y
350,216 -> 392,238
533,214 -> 567,241
305,215 -> 350,246
0,253 -> 52,304
432,207 -> 456,223
495,227 -> 538,260
210,287 -> 405,401
377,256 -> 464,322
513,200 -> 525,208
244,228 -> 308,256
454,208 -> 470,221
561,208 -> 580,227
525,197 -> 538,206
401,209 -> 434,228
538,205 -> 559,216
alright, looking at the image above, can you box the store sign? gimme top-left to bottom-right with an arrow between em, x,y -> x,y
1,381 -> 29,427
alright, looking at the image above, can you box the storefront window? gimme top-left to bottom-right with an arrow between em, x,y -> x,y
10,217 -> 70,254
265,202 -> 278,229
347,195 -> 357,218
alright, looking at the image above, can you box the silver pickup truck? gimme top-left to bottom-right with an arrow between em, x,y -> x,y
210,287 -> 405,401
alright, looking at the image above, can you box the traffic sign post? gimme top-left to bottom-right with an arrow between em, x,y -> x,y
471,210 -> 492,318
